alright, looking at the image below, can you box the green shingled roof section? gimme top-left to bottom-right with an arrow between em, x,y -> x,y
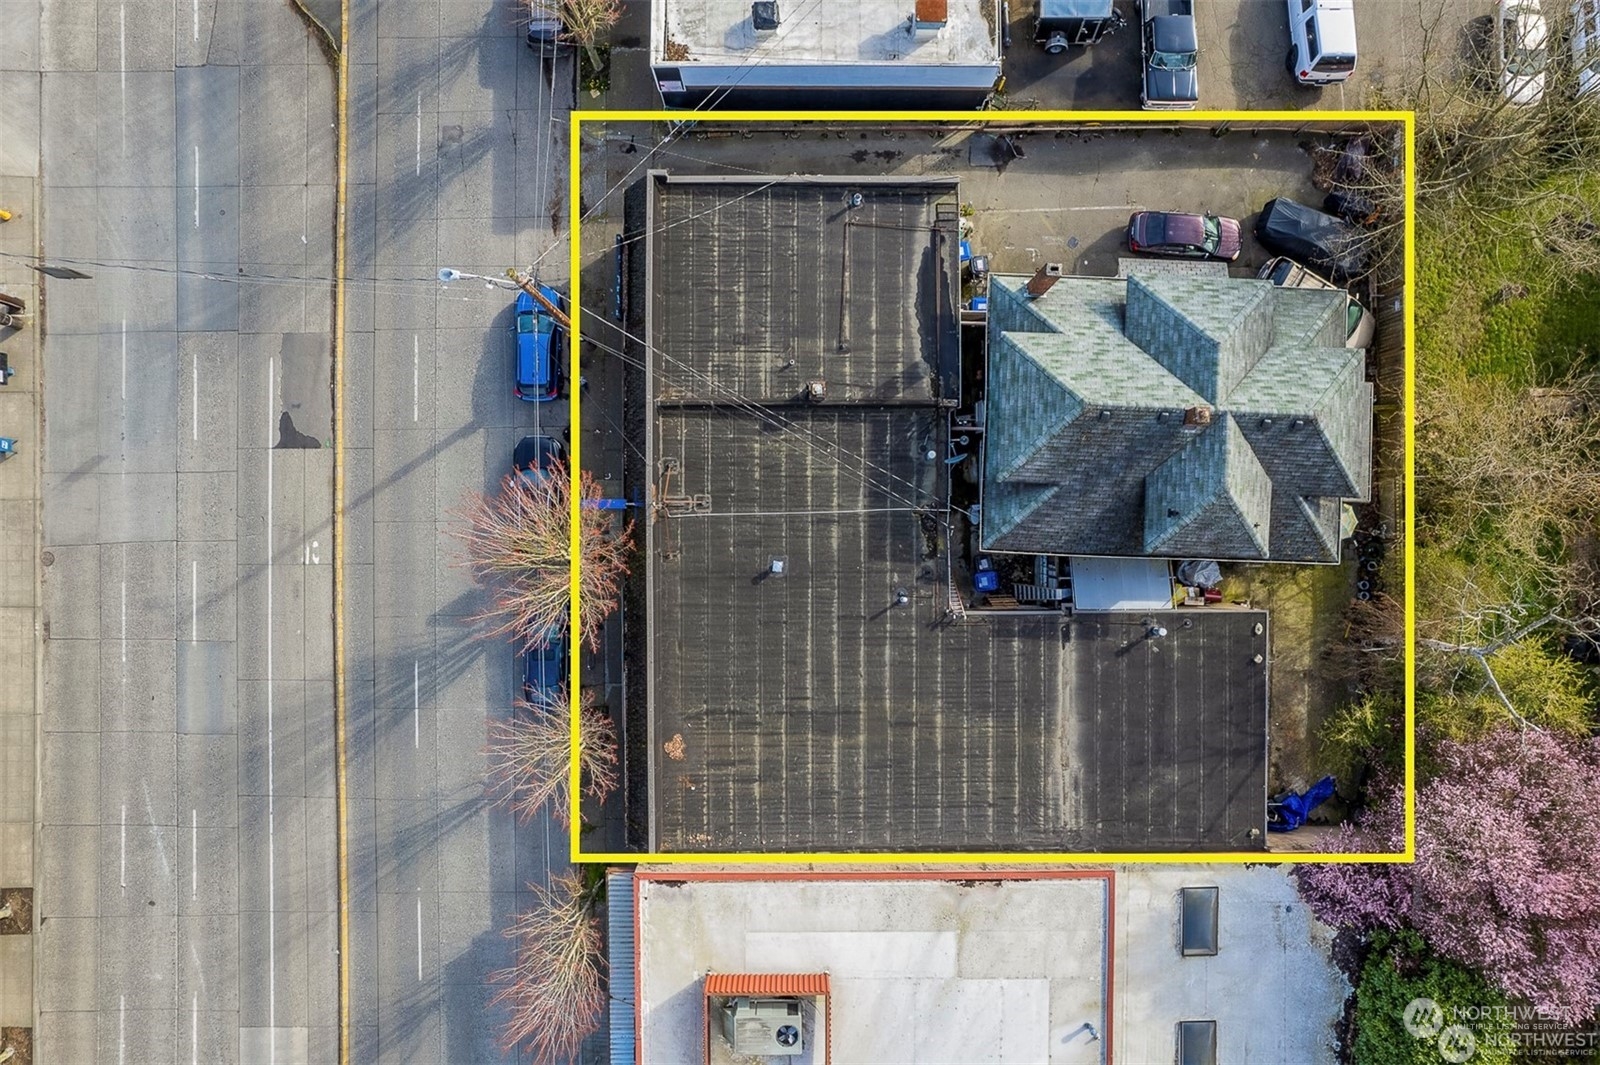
984,331 -> 1087,484
981,271 -> 1372,562
1124,275 -> 1276,403
1227,346 -> 1369,497
1144,417 -> 1272,556
1007,331 -> 1207,411
988,273 -> 1087,336
1268,285 -> 1348,349
982,482 -> 1059,546
1223,416 -> 1275,553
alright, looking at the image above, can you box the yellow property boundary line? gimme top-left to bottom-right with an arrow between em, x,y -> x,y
565,109 -> 1415,867
333,2 -> 352,1063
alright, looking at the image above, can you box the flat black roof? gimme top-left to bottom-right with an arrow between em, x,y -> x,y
641,174 -> 1267,853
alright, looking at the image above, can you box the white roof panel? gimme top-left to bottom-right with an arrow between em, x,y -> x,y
1070,556 -> 1174,612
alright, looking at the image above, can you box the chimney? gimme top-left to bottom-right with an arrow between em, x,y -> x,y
1024,263 -> 1064,299
912,0 -> 947,37
752,1 -> 779,36
1181,406 -> 1213,432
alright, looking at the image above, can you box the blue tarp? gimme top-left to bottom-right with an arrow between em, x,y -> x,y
1268,775 -> 1337,832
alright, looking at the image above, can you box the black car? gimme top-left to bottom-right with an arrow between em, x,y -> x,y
513,434 -> 564,486
1139,0 -> 1199,109
1254,197 -> 1367,282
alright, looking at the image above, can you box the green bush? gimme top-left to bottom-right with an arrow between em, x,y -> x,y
1352,931 -> 1515,1065
1320,692 -> 1405,781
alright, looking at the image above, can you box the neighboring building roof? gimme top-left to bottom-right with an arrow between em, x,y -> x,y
641,175 -> 1269,854
981,272 -> 1373,563
653,0 -> 1003,67
704,972 -> 832,997
627,867 -> 1351,1065
635,871 -> 1112,1065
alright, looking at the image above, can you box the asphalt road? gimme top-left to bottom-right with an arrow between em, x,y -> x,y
343,0 -> 577,1060
34,0 -> 339,1062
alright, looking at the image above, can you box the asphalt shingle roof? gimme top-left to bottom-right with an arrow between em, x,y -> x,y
981,272 -> 1372,563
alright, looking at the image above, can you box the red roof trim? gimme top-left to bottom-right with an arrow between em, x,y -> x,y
704,972 -> 831,998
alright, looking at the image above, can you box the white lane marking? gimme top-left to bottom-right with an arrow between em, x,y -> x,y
190,559 -> 198,644
120,804 -> 127,891
416,94 -> 422,176
266,357 -> 278,1054
413,661 -> 419,749
192,346 -> 199,439
412,335 -> 419,422
121,319 -> 127,401
191,993 -> 198,1064
416,895 -> 423,980
119,995 -> 126,1065
120,580 -> 127,663
191,808 -> 198,900
193,145 -> 200,229
193,0 -> 199,41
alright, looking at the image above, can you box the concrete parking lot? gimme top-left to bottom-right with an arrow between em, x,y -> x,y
1001,0 -> 1480,110
580,122 -> 1358,279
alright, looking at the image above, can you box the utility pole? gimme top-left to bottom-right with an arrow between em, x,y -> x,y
506,268 -> 571,329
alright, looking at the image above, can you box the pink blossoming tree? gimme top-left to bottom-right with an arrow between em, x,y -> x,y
1297,728 -> 1600,1025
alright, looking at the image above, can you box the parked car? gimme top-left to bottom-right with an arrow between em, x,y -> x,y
1138,0 -> 1199,109
527,0 -> 564,47
513,434 -> 564,486
1495,0 -> 1549,105
1572,0 -> 1599,99
522,629 -> 568,704
513,285 -> 565,402
1285,0 -> 1358,85
1254,197 -> 1366,281
1126,210 -> 1242,261
1256,256 -> 1375,349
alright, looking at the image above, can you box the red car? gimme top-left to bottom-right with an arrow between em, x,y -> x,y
1126,210 -> 1242,261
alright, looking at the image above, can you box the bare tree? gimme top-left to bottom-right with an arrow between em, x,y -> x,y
555,0 -> 622,48
451,460 -> 634,653
491,869 -> 606,1063
487,686 -> 619,826
1390,0 -> 1600,211
1417,374 -> 1600,606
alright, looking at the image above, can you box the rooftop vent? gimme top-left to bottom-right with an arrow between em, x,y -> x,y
718,997 -> 804,1056
752,1 -> 779,35
805,379 -> 827,403
1181,406 -> 1212,432
913,0 -> 948,36
1024,262 -> 1064,298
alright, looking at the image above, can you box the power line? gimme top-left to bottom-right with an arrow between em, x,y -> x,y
521,0 -> 831,276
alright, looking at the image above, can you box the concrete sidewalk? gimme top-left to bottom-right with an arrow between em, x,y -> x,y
0,163 -> 40,1041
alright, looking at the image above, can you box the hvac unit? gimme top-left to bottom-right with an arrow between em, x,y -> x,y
718,996 -> 805,1056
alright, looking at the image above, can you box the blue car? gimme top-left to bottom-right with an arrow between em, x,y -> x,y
522,629 -> 567,705
513,286 -> 564,402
